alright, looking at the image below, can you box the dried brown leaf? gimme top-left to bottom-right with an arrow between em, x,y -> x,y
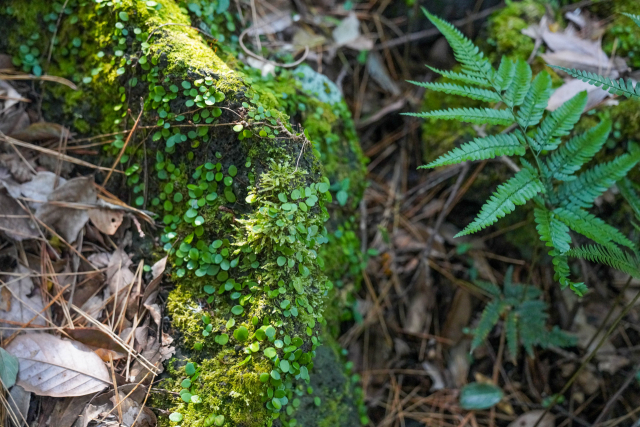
0,265 -> 46,337
9,122 -> 71,142
88,208 -> 123,235
0,191 -> 38,241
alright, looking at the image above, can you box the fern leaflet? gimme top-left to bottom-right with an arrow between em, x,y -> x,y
543,120 -> 611,181
558,150 -> 640,208
457,167 -> 544,237
622,13 -> 640,28
533,91 -> 588,151
406,81 -> 501,102
471,300 -> 506,352
617,178 -> 640,221
422,8 -> 494,79
420,133 -> 525,168
554,207 -> 636,250
567,245 -> 640,277
516,72 -> 553,128
549,66 -> 640,99
494,57 -> 516,92
425,66 -> 492,87
404,107 -> 515,125
503,59 -> 532,108
505,311 -> 519,361
534,208 -> 571,254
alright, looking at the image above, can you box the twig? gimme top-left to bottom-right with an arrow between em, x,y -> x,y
103,99 -> 143,186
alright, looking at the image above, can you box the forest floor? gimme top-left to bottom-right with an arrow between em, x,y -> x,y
1,1 -> 640,427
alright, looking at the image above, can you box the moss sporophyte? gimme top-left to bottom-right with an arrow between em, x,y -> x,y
0,0 -> 368,425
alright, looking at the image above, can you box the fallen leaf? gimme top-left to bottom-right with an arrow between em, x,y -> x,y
507,410 -> 554,427
7,385 -> 30,426
36,176 -> 97,242
547,79 -> 609,111
366,52 -> 400,96
0,265 -> 46,337
246,10 -> 292,36
0,153 -> 35,183
0,346 -> 19,389
62,327 -> 127,354
19,171 -> 67,208
9,122 -> 71,142
129,333 -> 174,382
333,13 -> 361,46
0,191 -> 39,241
5,332 -> 111,397
459,382 -> 504,410
106,248 -> 135,293
88,208 -> 124,235
49,395 -> 93,427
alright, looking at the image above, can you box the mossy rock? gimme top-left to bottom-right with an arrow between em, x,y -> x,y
0,1 -> 366,426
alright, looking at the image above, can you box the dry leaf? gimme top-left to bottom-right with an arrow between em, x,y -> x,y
0,191 -> 39,241
62,327 -> 127,353
50,395 -> 93,427
106,248 -> 135,293
129,333 -> 174,382
19,171 -> 67,208
0,153 -> 34,183
88,208 -> 124,235
36,176 -> 97,242
5,333 -> 111,397
0,265 -> 46,337
366,52 -> 400,96
507,410 -> 554,427
9,122 -> 71,142
7,385 -> 30,426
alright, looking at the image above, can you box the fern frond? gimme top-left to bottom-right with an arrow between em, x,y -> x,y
533,91 -> 588,151
549,66 -> 640,99
423,9 -> 494,79
503,59 -> 532,108
558,150 -> 640,208
546,326 -> 578,349
543,119 -> 611,181
622,12 -> 640,28
420,133 -> 526,168
471,300 -> 506,352
456,167 -> 544,237
567,245 -> 640,277
517,299 -> 549,357
404,107 -> 515,125
474,280 -> 502,298
551,255 -> 587,296
425,66 -> 492,87
554,207 -> 636,250
516,72 -> 553,128
494,57 -> 515,92
407,81 -> 501,102
617,178 -> 640,221
534,208 -> 571,254
505,311 -> 519,361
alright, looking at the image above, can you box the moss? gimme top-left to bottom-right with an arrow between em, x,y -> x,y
484,0 -> 545,61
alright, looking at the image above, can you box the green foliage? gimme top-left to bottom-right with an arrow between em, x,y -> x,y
411,10 -> 640,294
550,66 -> 640,99
471,268 -> 576,360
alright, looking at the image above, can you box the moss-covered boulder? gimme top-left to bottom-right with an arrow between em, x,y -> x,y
0,1 -> 366,426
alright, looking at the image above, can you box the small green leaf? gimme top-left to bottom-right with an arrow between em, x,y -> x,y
234,326 -> 249,342
233,124 -> 243,132
459,382 -> 504,410
118,11 -> 129,21
169,412 -> 183,422
185,362 -> 196,376
0,347 -> 19,389
231,305 -> 244,315
264,347 -> 277,358
336,190 -> 348,206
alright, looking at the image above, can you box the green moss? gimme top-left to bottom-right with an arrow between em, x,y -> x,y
485,0 -> 545,60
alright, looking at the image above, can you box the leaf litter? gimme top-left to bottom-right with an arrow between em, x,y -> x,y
0,71 -> 168,426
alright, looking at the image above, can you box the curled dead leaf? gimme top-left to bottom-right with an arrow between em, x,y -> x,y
88,208 -> 124,235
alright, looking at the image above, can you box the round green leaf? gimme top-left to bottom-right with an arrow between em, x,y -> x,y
459,382 -> 504,410
264,347 -> 277,358
169,412 -> 183,422
0,348 -> 19,389
234,326 -> 249,342
231,305 -> 244,315
185,362 -> 196,376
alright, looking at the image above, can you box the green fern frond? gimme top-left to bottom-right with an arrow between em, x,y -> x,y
533,91 -> 588,151
516,72 -> 553,128
423,9 -> 494,79
567,244 -> 640,277
546,326 -> 578,349
534,208 -> 571,254
407,81 -> 501,102
543,119 -> 611,181
554,207 -> 636,250
503,59 -> 532,108
551,255 -> 587,295
494,57 -> 516,92
622,13 -> 640,28
505,311 -> 519,361
425,66 -> 492,87
419,133 -> 525,168
471,300 -> 506,352
549,66 -> 640,99
456,167 -> 544,237
617,178 -> 640,221
558,150 -> 640,208
404,107 -> 515,125
474,280 -> 502,298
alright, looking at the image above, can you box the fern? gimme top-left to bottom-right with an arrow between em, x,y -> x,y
412,12 -> 640,294
543,120 -> 611,181
566,245 -> 640,277
420,133 -> 525,168
617,178 -> 640,221
457,167 -> 544,237
622,13 -> 640,28
554,207 -> 636,250
405,107 -> 514,125
549,66 -> 640,100
407,81 -> 501,102
471,267 -> 576,359
557,150 -> 640,208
